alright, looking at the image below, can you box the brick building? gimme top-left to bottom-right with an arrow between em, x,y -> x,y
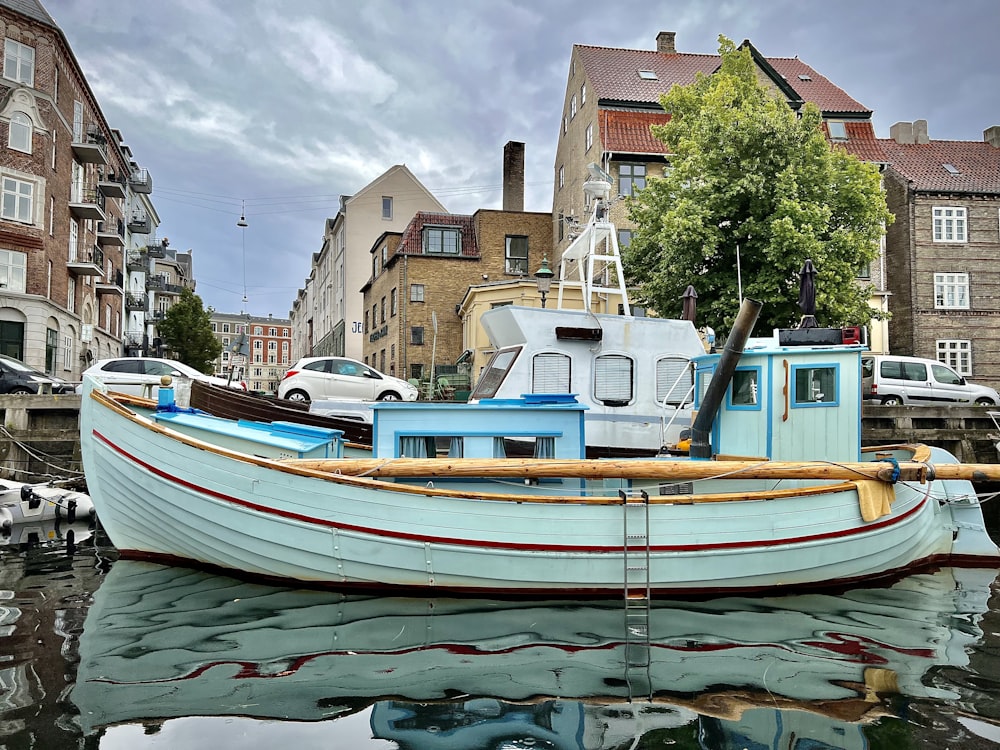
0,0 -> 160,375
210,311 -> 292,394
361,207 -> 553,389
880,121 -> 1000,388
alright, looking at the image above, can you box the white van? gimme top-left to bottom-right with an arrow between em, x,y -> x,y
861,354 -> 1000,406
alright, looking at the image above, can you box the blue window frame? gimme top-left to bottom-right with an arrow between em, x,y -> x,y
727,366 -> 762,410
791,363 -> 839,408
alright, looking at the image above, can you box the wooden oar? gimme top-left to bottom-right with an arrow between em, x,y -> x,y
284,456 -> 1000,483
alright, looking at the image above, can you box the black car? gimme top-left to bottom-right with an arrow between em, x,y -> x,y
0,354 -> 75,394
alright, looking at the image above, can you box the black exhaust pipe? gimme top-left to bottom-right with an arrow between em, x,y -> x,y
689,298 -> 763,459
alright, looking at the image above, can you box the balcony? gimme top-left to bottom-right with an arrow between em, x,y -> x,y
98,171 -> 127,200
129,167 -> 153,194
145,275 -> 164,291
69,186 -> 106,221
158,282 -> 186,296
125,292 -> 148,311
71,124 -> 109,165
124,330 -> 145,349
96,269 -> 124,295
146,238 -> 167,258
68,243 -> 104,276
152,310 -> 166,320
126,250 -> 148,272
128,211 -> 151,234
96,217 -> 125,247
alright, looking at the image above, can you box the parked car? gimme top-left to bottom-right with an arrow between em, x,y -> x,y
79,357 -> 247,397
861,354 -> 1000,406
278,357 -> 419,403
0,354 -> 75,394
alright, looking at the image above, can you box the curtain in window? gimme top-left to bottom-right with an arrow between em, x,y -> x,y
533,437 -> 555,459
493,437 -> 507,458
448,438 -> 464,458
399,437 -> 435,457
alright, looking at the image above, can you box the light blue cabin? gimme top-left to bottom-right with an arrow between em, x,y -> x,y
371,393 -> 588,460
692,340 -> 865,463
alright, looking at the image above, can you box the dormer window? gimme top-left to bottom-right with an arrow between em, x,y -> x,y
637,70 -> 658,80
827,121 -> 847,140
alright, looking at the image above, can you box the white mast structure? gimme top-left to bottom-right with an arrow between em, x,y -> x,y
555,163 -> 630,316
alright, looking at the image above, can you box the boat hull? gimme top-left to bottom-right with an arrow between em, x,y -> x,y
80,386 -> 997,594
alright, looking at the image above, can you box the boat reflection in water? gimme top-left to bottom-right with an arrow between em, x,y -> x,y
74,561 -> 994,748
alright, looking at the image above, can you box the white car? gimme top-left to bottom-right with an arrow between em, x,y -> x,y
278,356 -> 418,403
79,357 -> 246,397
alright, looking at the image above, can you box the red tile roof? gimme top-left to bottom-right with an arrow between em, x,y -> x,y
878,139 -> 1000,194
601,109 -> 671,154
827,121 -> 888,163
395,212 -> 479,257
576,44 -> 870,115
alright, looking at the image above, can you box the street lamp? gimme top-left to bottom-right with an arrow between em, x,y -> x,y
534,257 -> 555,308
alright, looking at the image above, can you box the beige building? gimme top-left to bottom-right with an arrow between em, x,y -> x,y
291,165 -> 445,362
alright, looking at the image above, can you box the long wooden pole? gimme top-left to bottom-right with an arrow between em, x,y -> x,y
282,456 -> 1000,483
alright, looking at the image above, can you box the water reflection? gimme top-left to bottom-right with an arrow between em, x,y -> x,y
65,560 -> 997,748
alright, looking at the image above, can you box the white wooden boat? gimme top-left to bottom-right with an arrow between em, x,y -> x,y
73,560 -> 994,739
78,297 -> 1000,594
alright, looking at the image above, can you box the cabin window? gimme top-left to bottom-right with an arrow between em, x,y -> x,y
594,354 -> 633,406
532,352 -> 570,392
728,367 -> 762,410
655,357 -> 692,405
791,364 -> 839,407
398,436 -> 463,458
470,346 -> 521,399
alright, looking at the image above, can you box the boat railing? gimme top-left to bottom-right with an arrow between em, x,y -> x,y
658,383 -> 696,448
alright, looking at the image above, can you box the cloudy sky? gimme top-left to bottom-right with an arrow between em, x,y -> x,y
44,0 -> 999,318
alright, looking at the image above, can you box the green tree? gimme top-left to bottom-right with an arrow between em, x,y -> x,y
624,35 -> 892,335
156,288 -> 222,373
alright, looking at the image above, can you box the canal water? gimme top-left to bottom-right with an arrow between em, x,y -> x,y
4,521 -> 1000,749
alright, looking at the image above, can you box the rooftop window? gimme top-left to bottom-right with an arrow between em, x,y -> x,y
637,70 -> 658,80
827,121 -> 847,140
943,163 -> 961,175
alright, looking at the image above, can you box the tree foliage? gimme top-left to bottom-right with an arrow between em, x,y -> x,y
623,36 -> 892,335
156,288 -> 222,374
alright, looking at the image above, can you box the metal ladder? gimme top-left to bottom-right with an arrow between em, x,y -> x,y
619,488 -> 652,701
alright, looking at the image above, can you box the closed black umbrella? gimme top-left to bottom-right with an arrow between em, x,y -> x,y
797,260 -> 818,329
681,285 -> 698,323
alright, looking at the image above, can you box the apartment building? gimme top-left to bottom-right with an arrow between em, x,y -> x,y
880,121 -> 1000,388
0,0 -> 160,374
290,165 -> 445,362
210,311 -> 292,393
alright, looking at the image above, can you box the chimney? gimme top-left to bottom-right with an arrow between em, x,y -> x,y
913,119 -> 929,144
502,141 -> 525,212
656,31 -> 676,54
985,126 -> 1000,149
889,121 -> 914,145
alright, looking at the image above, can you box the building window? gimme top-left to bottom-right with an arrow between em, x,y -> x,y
380,296 -> 386,324
268,341 -> 276,351
390,287 -> 397,316
505,235 -> 528,274
269,327 -> 276,336
937,339 -> 972,376
933,207 -> 967,243
581,83 -> 586,105
570,94 -> 577,119
411,326 -> 424,345
563,117 -> 567,135
3,40 -> 34,87
558,213 -> 565,242
619,164 -> 646,197
618,229 -> 633,248
62,335 -> 72,372
67,276 -> 75,313
0,249 -> 26,293
1,176 -> 33,223
558,165 -> 564,189
254,326 -> 263,335
410,283 -> 425,302
253,340 -> 262,350
585,123 -> 593,151
934,272 -> 969,309
594,354 -> 633,406
8,112 -> 31,153
382,196 -> 392,220
827,121 -> 847,140
423,226 -> 461,255
364,309 -> 369,333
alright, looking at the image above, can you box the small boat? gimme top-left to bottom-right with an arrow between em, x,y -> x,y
188,378 -> 373,446
0,479 -> 95,530
78,297 -> 1000,594
73,559 -> 994,740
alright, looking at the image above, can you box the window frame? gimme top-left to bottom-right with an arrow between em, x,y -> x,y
727,366 -> 762,410
585,123 -> 593,151
937,339 -> 972,376
594,353 -> 634,406
1,174 -> 34,224
422,225 -> 461,255
381,196 -> 392,220
934,272 -> 969,310
410,283 -> 424,302
411,326 -> 424,345
0,249 -> 26,293
504,235 -> 529,275
7,111 -> 31,153
619,163 -> 646,197
3,39 -> 35,87
790,363 -> 840,408
933,206 -> 967,243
